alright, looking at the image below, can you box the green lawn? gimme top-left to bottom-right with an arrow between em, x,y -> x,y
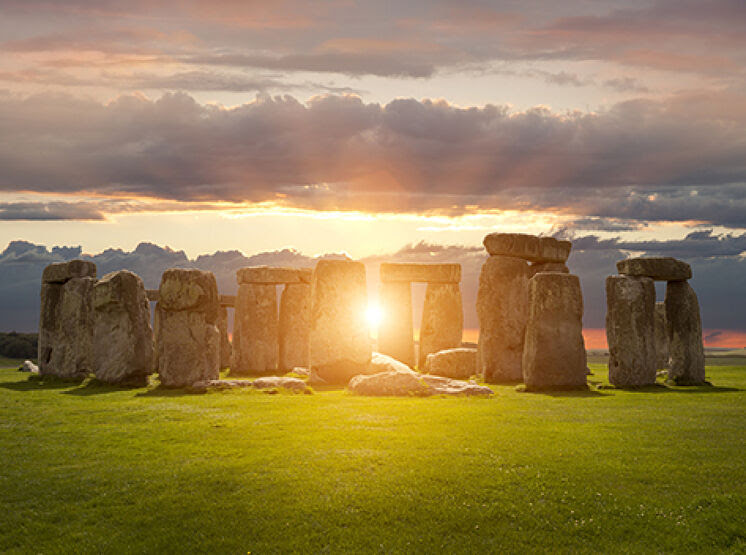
1,361 -> 744,554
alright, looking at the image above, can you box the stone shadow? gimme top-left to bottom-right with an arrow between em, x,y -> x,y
0,375 -> 84,392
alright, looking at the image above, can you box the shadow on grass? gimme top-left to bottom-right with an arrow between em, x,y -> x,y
0,374 -> 84,392
597,382 -> 740,394
134,385 -> 194,398
520,387 -> 609,398
62,379 -> 146,396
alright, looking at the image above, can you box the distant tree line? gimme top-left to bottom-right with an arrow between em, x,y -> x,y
0,332 -> 37,359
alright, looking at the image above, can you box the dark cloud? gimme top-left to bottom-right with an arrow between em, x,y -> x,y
0,201 -> 105,220
0,91 -> 744,226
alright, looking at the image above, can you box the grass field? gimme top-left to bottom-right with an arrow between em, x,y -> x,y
1,360 -> 745,554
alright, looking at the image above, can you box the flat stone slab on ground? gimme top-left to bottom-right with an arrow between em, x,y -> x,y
616,257 -> 692,281
348,368 -> 492,397
237,266 -> 312,284
191,376 -> 310,393
380,263 -> 461,283
426,348 -> 477,380
42,259 -> 96,284
19,360 -> 39,373
483,233 -> 571,263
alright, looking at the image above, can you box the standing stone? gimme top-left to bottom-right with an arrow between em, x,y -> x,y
38,260 -> 97,379
654,302 -> 669,369
529,262 -> 569,277
665,281 -> 706,385
308,260 -> 371,383
92,270 -> 153,386
279,283 -> 311,370
156,268 -> 220,388
218,306 -> 232,370
523,273 -> 587,390
419,282 -> 463,370
477,256 -> 530,382
605,275 -> 656,387
233,283 -> 278,374
377,281 -> 415,368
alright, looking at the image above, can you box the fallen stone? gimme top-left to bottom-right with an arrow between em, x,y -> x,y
377,281 -> 415,367
279,282 -> 311,370
616,257 -> 692,281
19,360 -> 39,373
308,260 -> 371,383
380,263 -> 461,283
93,270 -> 154,386
155,268 -> 220,388
369,351 -> 411,373
529,262 -> 569,277
42,259 -> 96,284
523,273 -> 587,390
191,376 -> 311,394
476,255 -> 529,382
483,233 -> 571,263
348,368 -> 493,397
233,283 -> 278,374
654,301 -> 669,369
237,266 -> 312,285
288,367 -> 310,377
419,282 -> 463,370
605,275 -> 657,387
665,281 -> 706,385
426,348 -> 477,379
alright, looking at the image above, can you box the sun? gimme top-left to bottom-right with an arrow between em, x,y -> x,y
365,303 -> 384,329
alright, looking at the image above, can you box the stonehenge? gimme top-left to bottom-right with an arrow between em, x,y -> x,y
426,348 -> 477,380
93,270 -> 153,386
477,233 -> 578,385
308,260 -> 371,383
38,260 -> 97,379
155,268 -> 220,388
523,273 -> 588,390
377,263 -> 463,370
606,257 -> 705,386
232,266 -> 312,374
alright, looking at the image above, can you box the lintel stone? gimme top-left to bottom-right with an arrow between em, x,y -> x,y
42,259 -> 96,284
483,233 -> 571,263
380,263 -> 461,283
237,266 -> 313,285
616,257 -> 692,281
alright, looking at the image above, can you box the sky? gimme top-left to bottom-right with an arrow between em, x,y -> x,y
0,1 -> 744,344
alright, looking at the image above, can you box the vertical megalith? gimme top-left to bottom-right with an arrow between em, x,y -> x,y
665,281 -> 706,385
606,275 -> 656,387
155,268 -> 220,387
654,301 -> 669,369
523,273 -> 587,390
476,255 -> 530,382
93,270 -> 153,386
418,283 -> 463,370
279,283 -> 311,370
308,260 -> 371,383
233,283 -> 278,374
218,305 -> 232,370
378,281 -> 415,368
38,260 -> 97,379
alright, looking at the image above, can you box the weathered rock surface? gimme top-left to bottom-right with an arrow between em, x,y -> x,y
39,276 -> 96,379
233,283 -> 278,373
605,275 -> 657,387
308,260 -> 371,383
279,283 -> 311,370
42,259 -> 96,284
191,376 -> 311,394
483,233 -> 571,263
665,281 -> 706,385
92,270 -> 153,386
616,257 -> 692,281
523,273 -> 587,390
418,282 -> 463,370
476,255 -> 529,382
377,281 -> 415,367
426,348 -> 477,379
237,266 -> 312,285
348,368 -> 492,397
155,268 -> 220,388
380,263 -> 461,283
19,360 -> 39,373
654,302 -> 669,369
369,351 -> 411,374
218,306 -> 231,370
529,262 -> 569,277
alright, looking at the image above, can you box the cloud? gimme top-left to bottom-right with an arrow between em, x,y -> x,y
0,201 -> 105,220
0,90 -> 744,226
